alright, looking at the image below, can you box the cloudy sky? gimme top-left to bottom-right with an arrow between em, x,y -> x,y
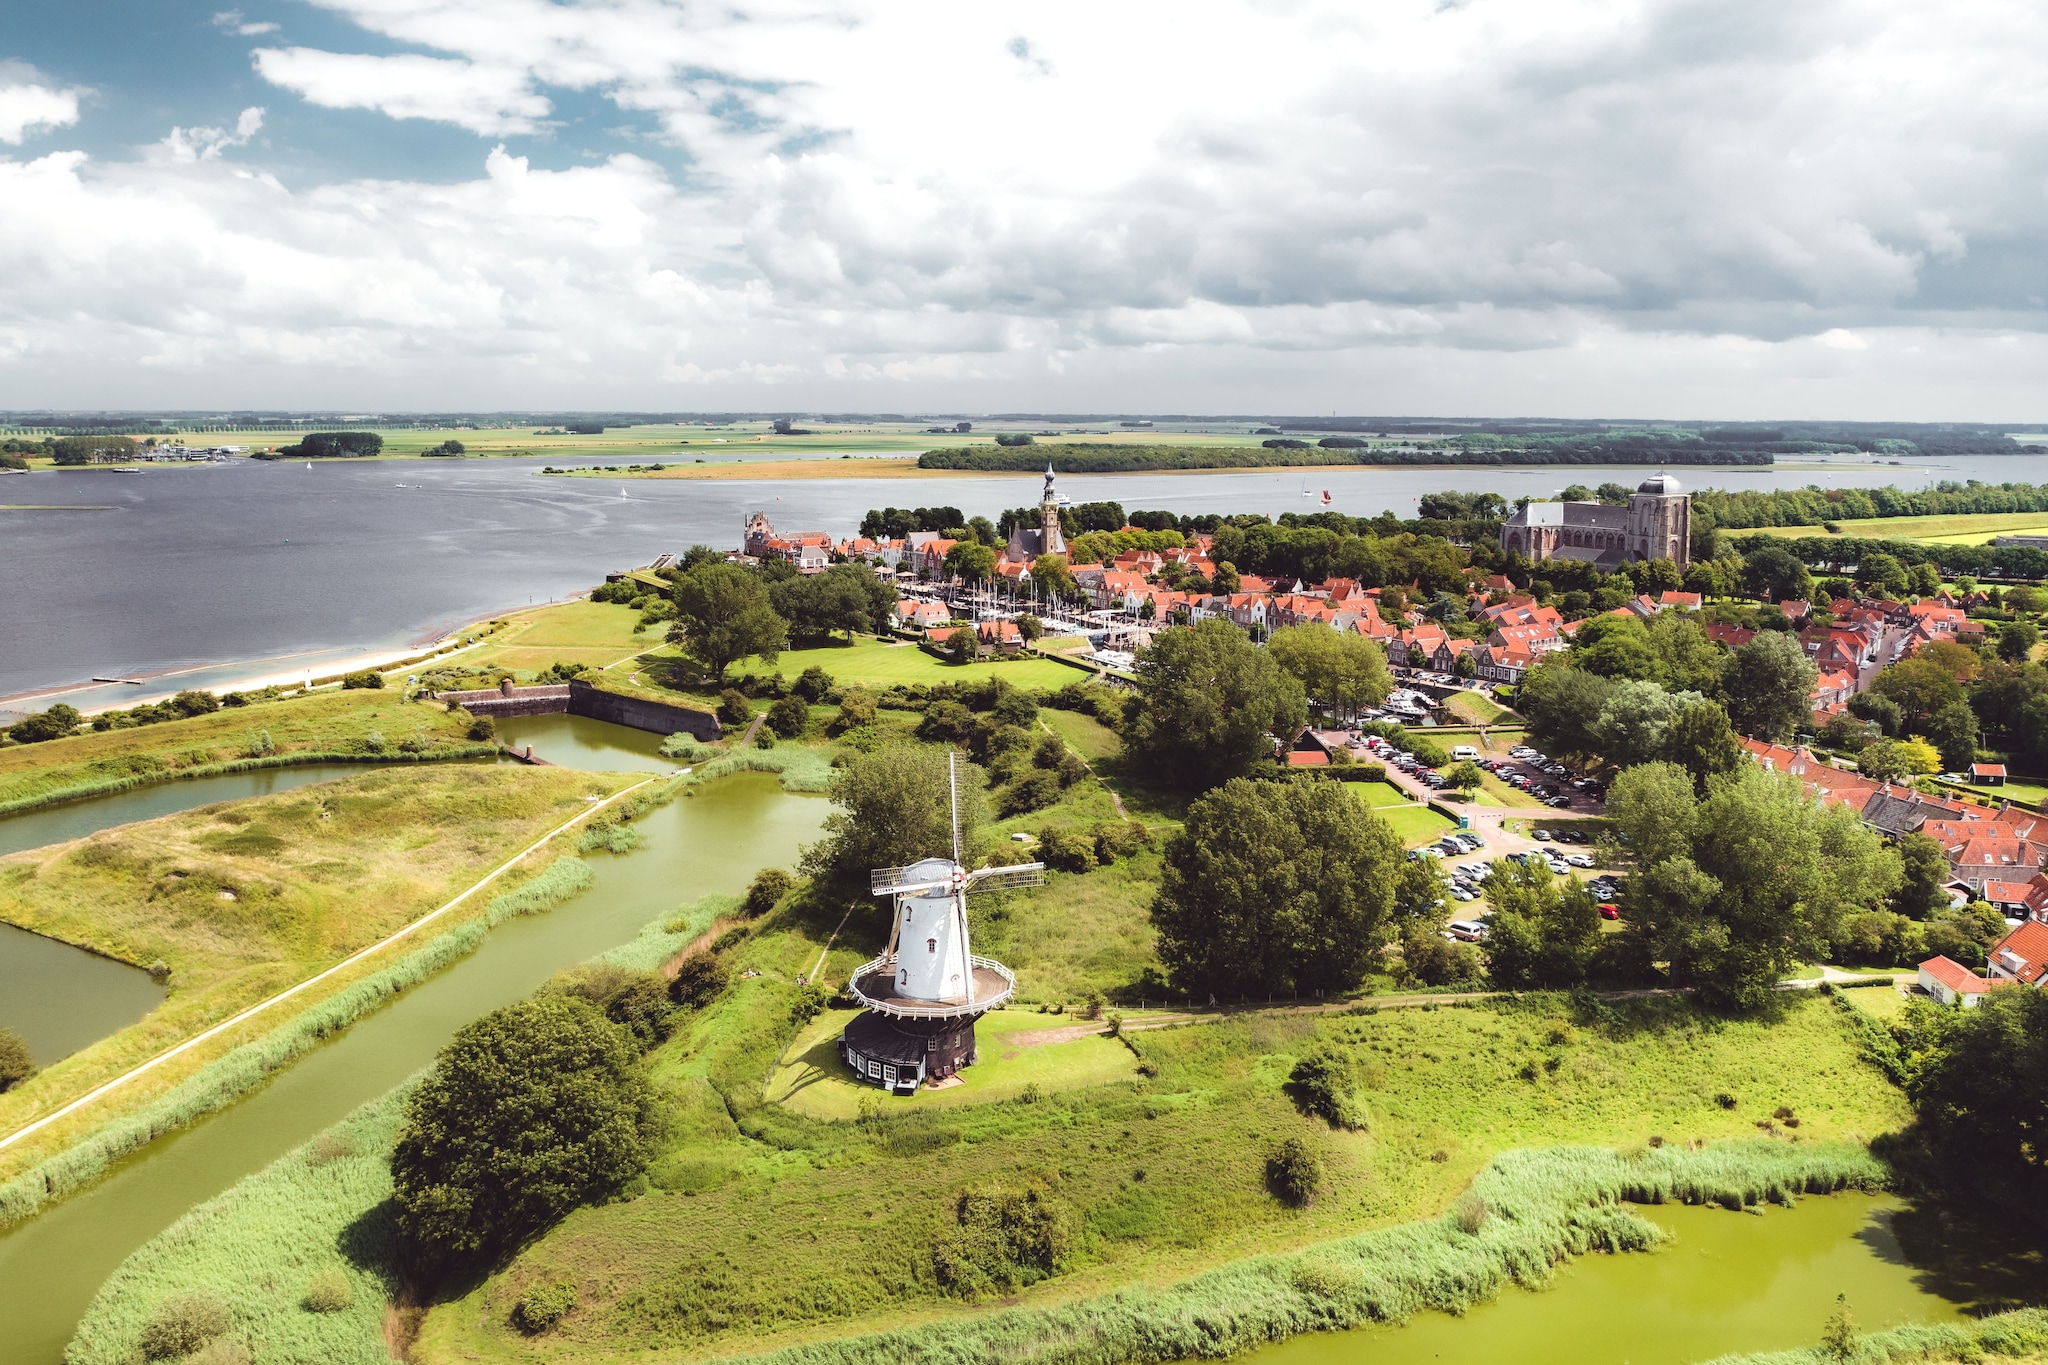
3,0 -> 2045,417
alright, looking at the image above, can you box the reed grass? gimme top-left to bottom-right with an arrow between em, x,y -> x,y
1706,1307 -> 2048,1365
683,747 -> 835,793
716,1143 -> 1884,1365
0,858 -> 593,1229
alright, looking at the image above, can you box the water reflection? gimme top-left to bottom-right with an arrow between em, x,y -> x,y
0,923 -> 164,1066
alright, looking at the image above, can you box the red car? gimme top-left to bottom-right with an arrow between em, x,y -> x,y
1598,904 -> 1621,920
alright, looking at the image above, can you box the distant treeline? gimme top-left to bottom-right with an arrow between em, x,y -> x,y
916,443 -> 1771,473
253,431 -> 385,461
1732,532 -> 2048,582
1696,481 -> 2048,530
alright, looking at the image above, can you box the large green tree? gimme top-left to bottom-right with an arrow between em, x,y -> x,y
771,563 -> 896,643
1592,679 -> 1694,768
1125,619 -> 1307,790
1517,658 -> 1617,764
1266,622 -> 1392,724
666,561 -> 789,683
1903,989 -> 2048,1204
1870,657 -> 1967,731
1658,698 -> 1747,792
1741,544 -> 1814,603
1722,632 -> 1818,741
1569,614 -> 1661,682
800,745 -> 985,900
1151,777 -> 1401,998
390,996 -> 652,1265
1604,762 -> 1899,1010
1482,860 -> 1603,989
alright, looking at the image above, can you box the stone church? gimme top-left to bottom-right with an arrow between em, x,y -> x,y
1498,474 -> 1692,571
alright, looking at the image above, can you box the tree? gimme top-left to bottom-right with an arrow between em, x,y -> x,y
771,563 -> 895,642
1892,832 -> 1953,919
1659,699 -> 1746,792
49,435 -> 139,465
1605,762 -> 1899,1010
766,695 -> 811,738
1570,614 -> 1661,681
1592,680 -> 1693,768
1904,988 -> 2048,1204
801,745 -> 985,900
1856,552 -> 1909,597
1858,737 -> 1941,781
1741,545 -> 1813,603
1444,760 -> 1484,794
1870,657 -> 1966,730
1482,860 -> 1603,989
1722,632 -> 1818,741
1647,612 -> 1728,698
390,996 -> 652,1264
1999,620 -> 2041,665
1125,619 -> 1307,791
946,541 -> 998,583
1517,659 -> 1617,764
1030,554 -> 1077,602
1152,777 -> 1400,998
1922,700 -> 1980,772
667,562 -> 788,683
1266,622 -> 1392,723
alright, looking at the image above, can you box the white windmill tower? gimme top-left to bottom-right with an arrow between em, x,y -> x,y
841,754 -> 1042,1094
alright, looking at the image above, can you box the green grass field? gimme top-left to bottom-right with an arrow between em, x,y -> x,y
1347,784 -> 1457,844
767,1007 -> 1137,1120
0,765 -> 634,1179
1443,691 -> 1511,725
423,981 -> 1907,1365
450,600 -> 653,677
726,636 -> 1089,692
1746,511 -> 2048,544
1351,779 -> 1418,808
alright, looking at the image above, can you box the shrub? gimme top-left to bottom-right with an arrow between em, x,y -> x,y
390,996 -> 653,1264
1267,1137 -> 1323,1207
170,689 -> 221,717
829,689 -> 877,736
1092,820 -> 1153,864
740,868 -> 793,918
1287,1048 -> 1367,1130
932,1182 -> 1073,1298
1400,931 -> 1481,988
767,695 -> 811,738
754,728 -> 777,749
1454,1191 -> 1490,1234
1037,826 -> 1098,873
719,689 -> 753,727
138,1292 -> 230,1359
300,1269 -> 352,1313
669,953 -> 730,1010
466,715 -> 496,742
340,671 -> 384,690
793,665 -> 837,702
999,769 -> 1062,817
512,1282 -> 578,1335
0,1027 -> 33,1092
554,964 -> 676,1050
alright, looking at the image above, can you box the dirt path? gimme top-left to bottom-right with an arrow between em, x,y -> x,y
1041,719 -> 1128,819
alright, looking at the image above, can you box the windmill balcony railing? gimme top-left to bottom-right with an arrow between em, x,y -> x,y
848,954 -> 1017,1018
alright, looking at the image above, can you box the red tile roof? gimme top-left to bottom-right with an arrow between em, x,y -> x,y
1989,920 -> 2048,985
1921,955 -> 1993,994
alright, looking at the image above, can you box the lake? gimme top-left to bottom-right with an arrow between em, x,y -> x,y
2,452 -> 2030,713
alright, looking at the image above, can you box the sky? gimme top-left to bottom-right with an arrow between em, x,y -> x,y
2,0 -> 2046,418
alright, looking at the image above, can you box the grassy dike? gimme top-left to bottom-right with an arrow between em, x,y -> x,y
1708,1310 -> 2048,1365
0,690 -> 488,815
0,765 -> 645,1194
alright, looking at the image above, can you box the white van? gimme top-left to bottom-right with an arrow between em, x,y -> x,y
1450,745 -> 1479,761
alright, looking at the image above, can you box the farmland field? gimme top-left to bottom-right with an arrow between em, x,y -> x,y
1745,511 -> 2048,544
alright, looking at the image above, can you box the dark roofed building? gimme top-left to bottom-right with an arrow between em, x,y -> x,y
1499,475 -> 1692,570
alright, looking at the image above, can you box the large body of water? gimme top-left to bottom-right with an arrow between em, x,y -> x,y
3,453 -> 2030,712
0,722 -> 828,1365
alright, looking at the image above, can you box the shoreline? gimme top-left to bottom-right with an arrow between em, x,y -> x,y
543,456 -> 1935,481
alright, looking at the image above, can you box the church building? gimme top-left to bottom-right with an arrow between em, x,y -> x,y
1004,462 -> 1068,561
1498,475 -> 1692,571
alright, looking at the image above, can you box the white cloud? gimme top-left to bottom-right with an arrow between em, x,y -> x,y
4,0 -> 2048,410
213,11 -> 282,35
251,47 -> 550,135
153,107 -> 265,163
0,62 -> 83,144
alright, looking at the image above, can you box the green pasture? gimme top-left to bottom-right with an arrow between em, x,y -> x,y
1351,779 -> 1417,808
727,636 -> 1088,692
449,600 -> 654,677
1348,787 -> 1458,844
1746,510 -> 2048,544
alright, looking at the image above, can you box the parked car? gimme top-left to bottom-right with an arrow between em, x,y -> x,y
1532,828 -> 1551,840
1565,854 -> 1594,868
1447,919 -> 1490,942
1451,745 -> 1479,761
1598,904 -> 1621,920
1545,796 -> 1572,808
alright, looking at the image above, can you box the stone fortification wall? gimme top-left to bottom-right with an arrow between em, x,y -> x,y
437,683 -> 571,718
567,679 -> 719,740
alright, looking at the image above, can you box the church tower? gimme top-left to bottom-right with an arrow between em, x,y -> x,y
1625,475 -> 1691,568
1039,462 -> 1067,556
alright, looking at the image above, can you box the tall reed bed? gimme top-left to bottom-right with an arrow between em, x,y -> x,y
684,747 -> 835,793
0,744 -> 498,817
737,1142 -> 1886,1365
0,857 -> 593,1229
64,890 -> 742,1365
1705,1307 -> 2048,1365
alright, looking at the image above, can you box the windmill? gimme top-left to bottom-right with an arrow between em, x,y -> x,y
841,753 -> 1042,1094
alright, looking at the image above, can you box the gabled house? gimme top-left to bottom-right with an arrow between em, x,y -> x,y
1918,955 -> 1995,1007
1986,919 -> 2048,986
